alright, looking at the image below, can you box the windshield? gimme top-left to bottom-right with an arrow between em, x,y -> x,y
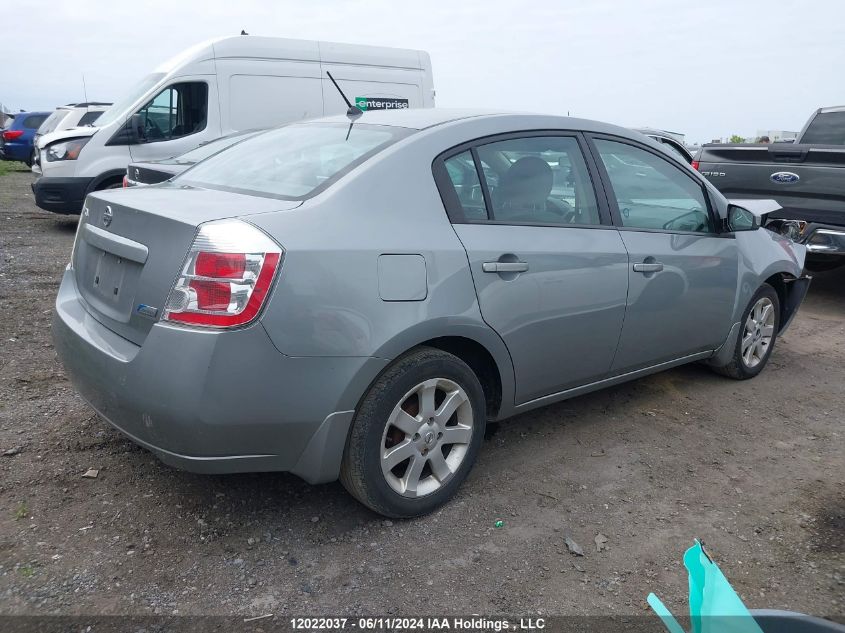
94,73 -> 166,129
38,110 -> 70,135
178,123 -> 410,200
800,111 -> 845,145
174,130 -> 263,164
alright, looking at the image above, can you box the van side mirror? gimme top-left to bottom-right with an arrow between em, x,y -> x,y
128,114 -> 145,143
106,114 -> 146,146
725,204 -> 759,232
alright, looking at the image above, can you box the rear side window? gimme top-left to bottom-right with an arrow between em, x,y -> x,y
477,136 -> 600,225
178,123 -> 410,200
23,115 -> 48,129
443,151 -> 487,221
136,82 -> 208,142
77,111 -> 103,127
800,111 -> 845,145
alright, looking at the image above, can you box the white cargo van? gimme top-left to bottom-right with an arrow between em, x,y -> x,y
33,36 -> 435,213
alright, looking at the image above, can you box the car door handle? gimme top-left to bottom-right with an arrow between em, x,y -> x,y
632,262 -> 664,273
482,261 -> 529,273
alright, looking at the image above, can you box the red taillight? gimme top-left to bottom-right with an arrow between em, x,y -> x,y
691,160 -> 700,171
195,252 -> 246,279
2,130 -> 24,141
163,221 -> 283,329
189,280 -> 232,311
122,176 -> 128,188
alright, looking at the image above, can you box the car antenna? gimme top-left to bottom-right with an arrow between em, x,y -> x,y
326,71 -> 363,140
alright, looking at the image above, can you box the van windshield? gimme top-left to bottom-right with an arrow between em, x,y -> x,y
94,73 -> 166,129
177,123 -> 411,200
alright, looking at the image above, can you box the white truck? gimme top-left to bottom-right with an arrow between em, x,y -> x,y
33,35 -> 435,214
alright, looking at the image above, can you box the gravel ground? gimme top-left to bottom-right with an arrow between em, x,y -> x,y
0,166 -> 842,618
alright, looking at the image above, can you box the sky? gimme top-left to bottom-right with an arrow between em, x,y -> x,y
2,0 -> 843,144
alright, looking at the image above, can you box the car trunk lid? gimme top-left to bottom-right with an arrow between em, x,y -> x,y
73,184 -> 300,345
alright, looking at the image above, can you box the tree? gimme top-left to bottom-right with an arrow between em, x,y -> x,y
729,134 -> 745,144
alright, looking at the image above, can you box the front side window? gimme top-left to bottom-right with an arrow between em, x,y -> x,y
136,82 -> 208,143
476,136 -> 600,226
178,123 -> 410,200
595,139 -> 714,234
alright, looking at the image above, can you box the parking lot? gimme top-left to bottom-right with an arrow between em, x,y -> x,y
0,164 -> 842,616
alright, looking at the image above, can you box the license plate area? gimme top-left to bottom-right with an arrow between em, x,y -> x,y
81,248 -> 143,323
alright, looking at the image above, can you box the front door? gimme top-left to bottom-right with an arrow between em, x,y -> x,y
590,137 -> 739,373
436,134 -> 629,404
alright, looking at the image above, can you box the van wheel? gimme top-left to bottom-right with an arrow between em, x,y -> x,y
100,180 -> 123,190
711,283 -> 780,380
340,347 -> 486,518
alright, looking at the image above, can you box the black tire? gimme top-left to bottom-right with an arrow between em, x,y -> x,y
711,283 -> 780,380
340,347 -> 486,518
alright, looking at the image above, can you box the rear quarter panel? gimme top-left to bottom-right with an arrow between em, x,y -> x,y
246,119 -> 524,416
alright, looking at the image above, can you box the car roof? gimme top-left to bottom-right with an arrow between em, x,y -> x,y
309,108 -> 637,136
313,108 -> 510,130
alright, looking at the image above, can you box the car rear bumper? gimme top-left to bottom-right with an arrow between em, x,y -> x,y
0,142 -> 29,162
52,269 -> 386,482
32,176 -> 93,214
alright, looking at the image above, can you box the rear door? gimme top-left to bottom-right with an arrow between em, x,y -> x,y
435,133 -> 629,404
588,136 -> 739,373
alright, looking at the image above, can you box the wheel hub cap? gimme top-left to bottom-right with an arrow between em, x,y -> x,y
380,377 -> 474,498
741,296 -> 775,368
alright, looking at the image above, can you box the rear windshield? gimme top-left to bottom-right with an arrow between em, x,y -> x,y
39,110 -> 71,134
800,111 -> 845,145
177,123 -> 410,200
173,130 -> 262,164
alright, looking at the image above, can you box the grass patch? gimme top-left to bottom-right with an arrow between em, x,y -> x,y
0,161 -> 27,177
18,563 -> 35,578
14,502 -> 28,520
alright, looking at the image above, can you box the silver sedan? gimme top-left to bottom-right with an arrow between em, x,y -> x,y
53,109 -> 810,517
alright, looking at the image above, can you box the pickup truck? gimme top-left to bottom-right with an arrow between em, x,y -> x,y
695,105 -> 845,270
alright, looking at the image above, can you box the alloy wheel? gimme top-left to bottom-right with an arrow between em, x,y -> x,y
741,297 -> 776,368
380,378 -> 474,498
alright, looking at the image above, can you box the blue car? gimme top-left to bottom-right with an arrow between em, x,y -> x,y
1,111 -> 50,165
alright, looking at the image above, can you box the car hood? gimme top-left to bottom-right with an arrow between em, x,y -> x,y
37,126 -> 97,149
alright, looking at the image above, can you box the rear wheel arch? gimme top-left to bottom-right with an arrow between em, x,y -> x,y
419,336 -> 502,419
368,325 -> 514,421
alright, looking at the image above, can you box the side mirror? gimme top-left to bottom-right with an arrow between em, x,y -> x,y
106,114 -> 145,146
128,113 -> 145,144
725,204 -> 759,232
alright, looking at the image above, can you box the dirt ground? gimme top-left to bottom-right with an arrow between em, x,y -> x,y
0,166 -> 842,618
